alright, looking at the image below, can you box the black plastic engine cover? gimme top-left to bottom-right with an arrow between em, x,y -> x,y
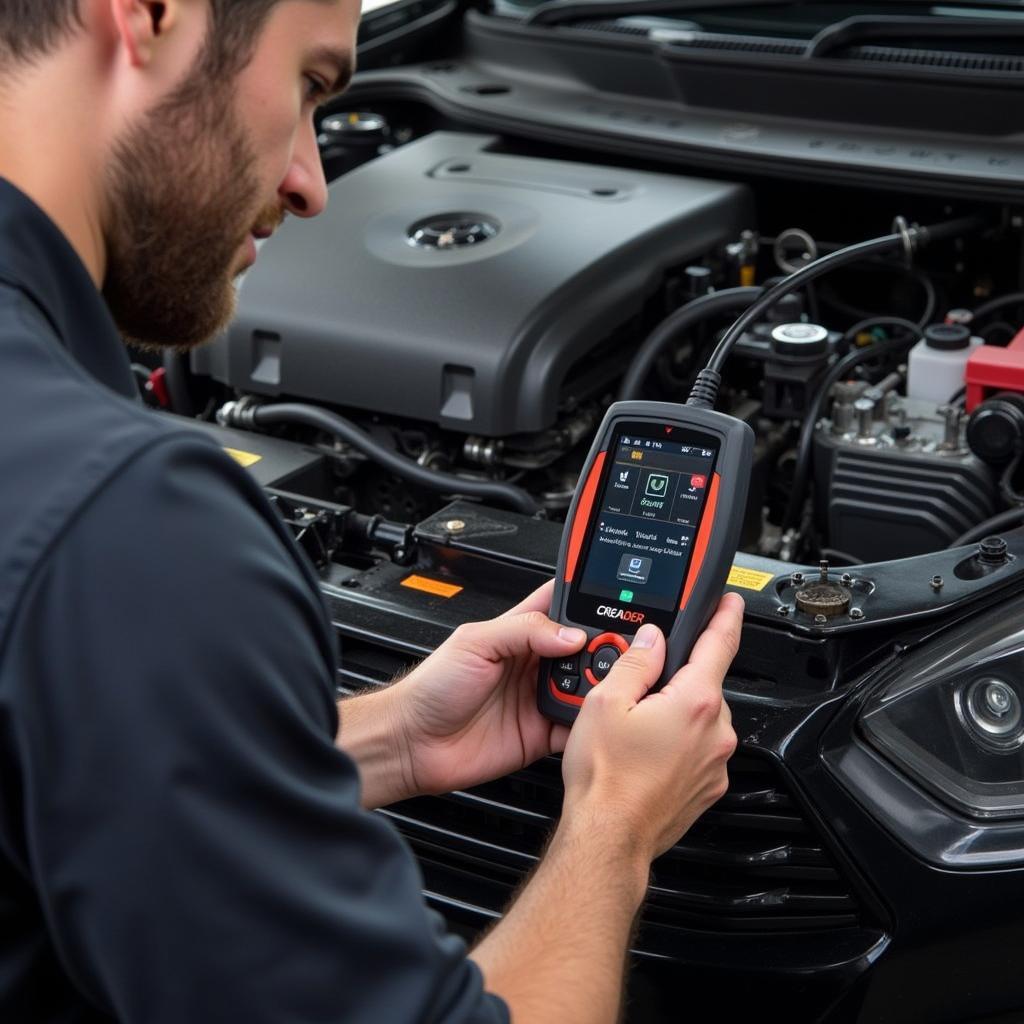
194,132 -> 752,436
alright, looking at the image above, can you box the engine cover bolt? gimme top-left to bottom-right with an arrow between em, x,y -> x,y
850,607 -> 864,620
814,613 -> 828,625
776,605 -> 790,616
931,575 -> 944,591
445,519 -> 467,533
840,572 -> 853,586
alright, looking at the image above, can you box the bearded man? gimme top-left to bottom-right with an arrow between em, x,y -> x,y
0,3 -> 742,1022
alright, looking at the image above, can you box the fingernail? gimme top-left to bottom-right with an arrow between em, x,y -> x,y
559,627 -> 586,644
631,624 -> 660,649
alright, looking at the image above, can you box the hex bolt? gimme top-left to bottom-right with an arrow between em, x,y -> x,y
777,605 -> 790,617
819,559 -> 829,581
841,573 -> 854,586
930,575 -> 944,591
814,613 -> 828,625
791,571 -> 804,585
850,607 -> 864,620
445,519 -> 467,533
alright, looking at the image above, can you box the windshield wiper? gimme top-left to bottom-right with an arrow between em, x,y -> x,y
524,0 -> 1024,46
807,13 -> 1024,56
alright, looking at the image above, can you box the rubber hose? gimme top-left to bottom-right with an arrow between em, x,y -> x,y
247,402 -> 542,515
951,507 -> 1024,547
617,287 -> 762,402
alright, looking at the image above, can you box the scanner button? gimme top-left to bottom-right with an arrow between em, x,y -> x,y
554,655 -> 580,675
591,647 -> 620,681
554,673 -> 580,695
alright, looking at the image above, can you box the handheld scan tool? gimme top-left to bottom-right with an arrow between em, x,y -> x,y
538,400 -> 754,725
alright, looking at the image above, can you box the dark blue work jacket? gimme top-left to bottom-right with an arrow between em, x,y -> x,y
0,178 -> 505,1024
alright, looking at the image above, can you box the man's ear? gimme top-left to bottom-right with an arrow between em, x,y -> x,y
110,0 -> 178,68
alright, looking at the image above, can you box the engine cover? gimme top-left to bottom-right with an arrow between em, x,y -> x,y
194,132 -> 752,436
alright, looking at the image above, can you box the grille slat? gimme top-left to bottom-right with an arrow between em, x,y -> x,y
376,750 -> 861,936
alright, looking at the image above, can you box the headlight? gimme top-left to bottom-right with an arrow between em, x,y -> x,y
860,607 -> 1024,820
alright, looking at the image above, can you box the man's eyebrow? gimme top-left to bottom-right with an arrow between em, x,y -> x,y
310,46 -> 355,97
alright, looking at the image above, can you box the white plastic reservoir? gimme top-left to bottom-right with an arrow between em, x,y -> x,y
906,324 -> 983,406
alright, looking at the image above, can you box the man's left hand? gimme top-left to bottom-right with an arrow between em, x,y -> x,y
387,580 -> 582,798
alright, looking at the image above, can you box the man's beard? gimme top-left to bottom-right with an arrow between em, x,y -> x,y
102,70 -> 273,352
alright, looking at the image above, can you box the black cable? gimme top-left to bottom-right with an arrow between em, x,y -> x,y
617,287 -> 761,402
951,506 -> 1024,548
687,215 -> 980,408
973,291 -> 1024,323
819,260 -> 938,329
223,401 -> 542,515
780,318 -> 924,535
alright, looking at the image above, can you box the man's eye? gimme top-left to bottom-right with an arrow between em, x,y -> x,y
303,74 -> 328,104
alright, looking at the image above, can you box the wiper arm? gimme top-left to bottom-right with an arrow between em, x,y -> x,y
524,0 -> 819,30
807,13 -> 1024,58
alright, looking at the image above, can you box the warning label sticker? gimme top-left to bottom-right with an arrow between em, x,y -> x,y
223,447 -> 262,468
401,574 -> 464,599
726,566 -> 775,592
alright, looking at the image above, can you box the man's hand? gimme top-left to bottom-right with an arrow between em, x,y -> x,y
386,580 -> 584,798
471,592 -> 743,1024
561,591 -> 743,861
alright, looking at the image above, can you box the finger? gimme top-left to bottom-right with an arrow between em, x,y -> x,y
591,624 -> 666,707
461,609 -> 587,663
500,579 -> 555,619
666,592 -> 744,694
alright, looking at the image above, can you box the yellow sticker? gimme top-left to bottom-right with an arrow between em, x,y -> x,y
727,566 -> 775,592
401,574 -> 464,599
223,447 -> 262,468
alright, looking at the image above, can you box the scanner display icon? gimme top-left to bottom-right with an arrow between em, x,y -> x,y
645,473 -> 669,498
617,553 -> 652,585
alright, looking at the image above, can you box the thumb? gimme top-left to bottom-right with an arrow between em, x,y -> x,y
456,610 -> 587,662
595,624 -> 666,706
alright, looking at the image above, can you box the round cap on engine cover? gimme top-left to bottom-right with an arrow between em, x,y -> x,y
924,323 -> 971,351
320,112 -> 389,138
407,213 -> 499,250
771,322 -> 829,357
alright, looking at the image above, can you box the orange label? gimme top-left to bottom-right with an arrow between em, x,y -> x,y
400,574 -> 463,599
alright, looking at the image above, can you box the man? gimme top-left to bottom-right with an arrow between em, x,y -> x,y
0,2 -> 742,1022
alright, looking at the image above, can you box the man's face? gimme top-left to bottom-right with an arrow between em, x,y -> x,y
103,0 -> 358,351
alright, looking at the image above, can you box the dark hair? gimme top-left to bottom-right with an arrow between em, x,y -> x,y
0,1 -> 284,73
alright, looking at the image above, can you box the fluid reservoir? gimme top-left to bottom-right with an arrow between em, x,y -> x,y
907,324 -> 983,405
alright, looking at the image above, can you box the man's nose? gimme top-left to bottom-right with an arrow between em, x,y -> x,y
278,123 -> 328,218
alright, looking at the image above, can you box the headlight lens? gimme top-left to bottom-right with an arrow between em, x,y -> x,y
861,608 -> 1024,819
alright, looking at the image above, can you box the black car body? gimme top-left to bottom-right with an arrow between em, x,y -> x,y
165,3 -> 1024,1019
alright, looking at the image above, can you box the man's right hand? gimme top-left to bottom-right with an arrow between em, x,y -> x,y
471,592 -> 743,1024
561,592 -> 743,863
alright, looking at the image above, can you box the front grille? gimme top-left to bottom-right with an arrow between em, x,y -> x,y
381,750 -> 861,945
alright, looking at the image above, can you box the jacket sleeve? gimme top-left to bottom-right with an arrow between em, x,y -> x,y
6,434 -> 508,1024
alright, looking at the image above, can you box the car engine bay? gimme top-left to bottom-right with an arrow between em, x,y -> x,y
183,122 -> 1023,569
145,7 -> 1024,1017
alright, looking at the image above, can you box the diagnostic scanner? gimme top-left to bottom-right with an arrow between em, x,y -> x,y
538,400 -> 753,725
